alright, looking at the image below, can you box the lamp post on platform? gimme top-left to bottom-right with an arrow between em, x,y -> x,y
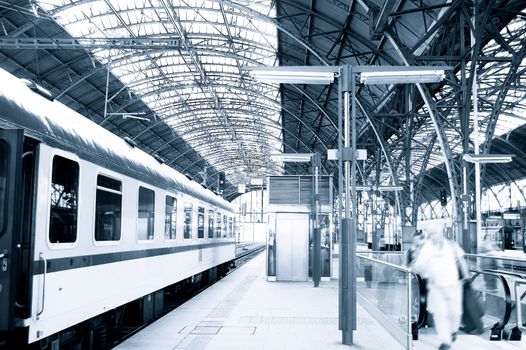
249,64 -> 447,346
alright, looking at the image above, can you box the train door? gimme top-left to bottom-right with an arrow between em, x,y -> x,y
0,129 -> 24,332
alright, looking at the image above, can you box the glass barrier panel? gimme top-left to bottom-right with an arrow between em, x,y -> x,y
356,256 -> 415,348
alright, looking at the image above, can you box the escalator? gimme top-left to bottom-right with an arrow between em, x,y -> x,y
412,268 -> 524,341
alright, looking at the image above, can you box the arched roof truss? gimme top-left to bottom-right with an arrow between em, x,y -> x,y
36,0 -> 283,186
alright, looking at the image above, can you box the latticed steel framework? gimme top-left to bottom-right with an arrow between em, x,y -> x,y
35,0 -> 283,186
0,0 -> 525,228
274,0 -> 526,228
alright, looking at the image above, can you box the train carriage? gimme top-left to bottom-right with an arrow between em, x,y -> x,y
0,68 -> 236,349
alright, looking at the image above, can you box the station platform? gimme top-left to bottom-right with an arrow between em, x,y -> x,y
115,253 -> 524,350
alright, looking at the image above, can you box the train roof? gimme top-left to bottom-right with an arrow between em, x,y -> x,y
0,68 -> 233,212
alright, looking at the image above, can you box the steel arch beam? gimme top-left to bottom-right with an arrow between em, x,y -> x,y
385,31 -> 461,226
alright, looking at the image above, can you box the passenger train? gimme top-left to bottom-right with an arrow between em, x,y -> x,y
0,68 -> 236,349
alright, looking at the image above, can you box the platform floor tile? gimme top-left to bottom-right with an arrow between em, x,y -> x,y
114,253 -> 524,350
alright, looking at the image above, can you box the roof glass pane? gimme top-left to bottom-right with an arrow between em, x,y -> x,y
37,0 -> 281,185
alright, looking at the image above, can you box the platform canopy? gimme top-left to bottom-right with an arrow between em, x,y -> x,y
1,0 -> 526,215
34,0 -> 284,187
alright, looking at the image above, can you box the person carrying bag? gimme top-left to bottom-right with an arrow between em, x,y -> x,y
449,241 -> 484,335
411,229 -> 463,350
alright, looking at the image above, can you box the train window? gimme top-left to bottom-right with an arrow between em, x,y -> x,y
215,212 -> 222,238
165,196 -> 177,240
184,202 -> 193,239
0,141 -> 7,233
229,217 -> 233,238
197,207 -> 204,239
223,214 -> 227,238
137,187 -> 155,241
49,155 -> 79,244
95,175 -> 122,241
208,210 -> 214,238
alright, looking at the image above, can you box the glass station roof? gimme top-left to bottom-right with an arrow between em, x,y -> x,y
382,15 -> 526,185
37,0 -> 282,185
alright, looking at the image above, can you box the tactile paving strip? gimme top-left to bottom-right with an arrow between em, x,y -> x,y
237,316 -> 338,325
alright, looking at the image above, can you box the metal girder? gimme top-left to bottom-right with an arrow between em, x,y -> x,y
216,0 -> 329,66
0,37 -> 182,50
142,92 -> 333,154
123,83 -> 283,134
277,0 -> 396,64
146,115 -> 281,142
305,0 -> 355,150
281,84 -> 337,129
180,158 -> 286,186
19,44 -> 214,179
0,42 -> 181,175
378,20 -> 465,222
481,36 -> 526,161
354,98 -> 403,214
170,129 -> 282,154
3,17 -> 44,37
158,0 -> 253,172
165,126 -> 331,175
370,0 -> 400,40
410,0 -> 462,56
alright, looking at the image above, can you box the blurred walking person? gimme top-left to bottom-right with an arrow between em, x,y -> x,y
410,227 -> 465,350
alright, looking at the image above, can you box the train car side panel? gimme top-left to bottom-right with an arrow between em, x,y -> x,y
27,243 -> 235,343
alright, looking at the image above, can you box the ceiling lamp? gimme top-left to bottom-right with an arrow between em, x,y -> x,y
462,154 -> 514,164
246,66 -> 335,85
270,153 -> 314,163
360,69 -> 445,84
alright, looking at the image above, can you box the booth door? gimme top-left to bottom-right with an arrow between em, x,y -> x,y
276,213 -> 309,281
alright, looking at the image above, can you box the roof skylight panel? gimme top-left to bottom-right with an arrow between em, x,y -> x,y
38,0 -> 280,181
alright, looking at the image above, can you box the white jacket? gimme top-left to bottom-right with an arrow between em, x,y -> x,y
412,239 -> 460,287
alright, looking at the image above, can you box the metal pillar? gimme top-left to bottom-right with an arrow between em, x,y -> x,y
337,67 -> 344,331
103,60 -> 111,120
313,153 -> 321,287
350,65 -> 358,333
340,65 -> 356,345
471,6 -> 482,253
459,5 -> 471,252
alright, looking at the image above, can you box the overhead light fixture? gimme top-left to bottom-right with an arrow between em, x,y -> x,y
245,66 -> 335,85
270,153 -> 314,163
377,186 -> 403,192
462,154 -> 514,164
360,69 -> 445,84
153,154 -> 165,164
354,185 -> 403,192
107,112 -> 150,122
123,136 -> 137,148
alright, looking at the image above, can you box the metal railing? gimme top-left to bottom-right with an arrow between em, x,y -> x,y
359,251 -> 526,344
